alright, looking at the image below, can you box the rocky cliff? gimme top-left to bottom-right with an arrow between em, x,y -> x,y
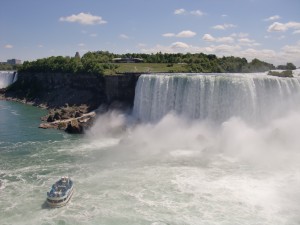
5,72 -> 141,110
3,72 -> 141,133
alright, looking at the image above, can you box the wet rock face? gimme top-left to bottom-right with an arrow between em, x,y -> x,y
65,120 -> 83,134
5,72 -> 141,110
46,115 -> 54,122
53,112 -> 61,120
5,72 -> 141,134
5,72 -> 107,110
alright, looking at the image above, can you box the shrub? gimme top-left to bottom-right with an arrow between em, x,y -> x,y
268,70 -> 293,78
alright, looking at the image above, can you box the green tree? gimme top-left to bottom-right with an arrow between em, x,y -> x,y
286,62 -> 296,70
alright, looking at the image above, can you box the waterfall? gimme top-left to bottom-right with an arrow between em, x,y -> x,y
133,73 -> 300,123
0,71 -> 18,89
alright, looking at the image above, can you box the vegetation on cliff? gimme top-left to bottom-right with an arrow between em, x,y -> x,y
268,70 -> 293,78
276,62 -> 297,70
18,51 -> 276,74
19,55 -> 117,75
0,63 -> 21,71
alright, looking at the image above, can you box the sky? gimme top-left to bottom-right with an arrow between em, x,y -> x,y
1,0 -> 300,66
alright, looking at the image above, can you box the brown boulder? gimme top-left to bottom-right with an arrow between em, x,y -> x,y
39,123 -> 57,129
46,115 -> 54,122
65,120 -> 83,134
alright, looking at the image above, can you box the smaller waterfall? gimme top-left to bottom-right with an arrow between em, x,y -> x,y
0,71 -> 18,89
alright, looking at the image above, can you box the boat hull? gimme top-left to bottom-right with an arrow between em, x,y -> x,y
46,187 -> 74,208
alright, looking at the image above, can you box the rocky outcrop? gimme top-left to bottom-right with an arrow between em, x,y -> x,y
65,120 -> 83,134
4,72 -> 141,133
41,105 -> 89,122
39,111 -> 96,134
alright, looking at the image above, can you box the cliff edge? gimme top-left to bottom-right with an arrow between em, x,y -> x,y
3,72 -> 141,133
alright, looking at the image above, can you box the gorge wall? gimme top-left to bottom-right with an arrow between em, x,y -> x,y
4,72 -> 141,111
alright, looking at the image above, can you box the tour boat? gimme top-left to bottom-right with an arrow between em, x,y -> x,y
46,176 -> 74,208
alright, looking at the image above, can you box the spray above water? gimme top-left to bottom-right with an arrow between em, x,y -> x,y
85,73 -> 300,224
93,72 -> 300,170
2,72 -> 300,225
85,108 -> 300,224
0,74 -> 300,225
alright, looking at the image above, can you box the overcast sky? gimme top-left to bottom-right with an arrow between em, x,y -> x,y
1,0 -> 300,66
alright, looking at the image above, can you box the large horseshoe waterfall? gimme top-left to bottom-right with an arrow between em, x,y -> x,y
133,73 -> 300,123
0,71 -> 18,89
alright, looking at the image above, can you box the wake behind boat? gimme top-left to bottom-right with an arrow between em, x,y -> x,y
46,176 -> 74,208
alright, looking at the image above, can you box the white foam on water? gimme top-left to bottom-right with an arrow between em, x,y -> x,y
0,179 -> 6,190
11,110 -> 20,116
76,107 -> 300,225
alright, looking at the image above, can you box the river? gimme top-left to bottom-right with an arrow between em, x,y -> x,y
1,73 -> 300,225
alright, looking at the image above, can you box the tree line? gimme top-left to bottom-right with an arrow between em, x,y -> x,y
0,63 -> 21,71
17,51 -> 296,75
19,54 -> 118,75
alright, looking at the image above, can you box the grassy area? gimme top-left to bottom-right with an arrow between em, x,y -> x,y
103,63 -> 189,75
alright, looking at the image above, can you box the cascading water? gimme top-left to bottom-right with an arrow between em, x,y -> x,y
0,71 -> 18,89
1,72 -> 300,225
133,73 -> 300,123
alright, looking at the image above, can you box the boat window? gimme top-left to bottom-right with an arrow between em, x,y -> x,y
47,199 -> 65,203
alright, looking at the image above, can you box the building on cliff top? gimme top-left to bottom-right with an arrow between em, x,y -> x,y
75,52 -> 81,59
7,59 -> 22,65
112,57 -> 143,63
